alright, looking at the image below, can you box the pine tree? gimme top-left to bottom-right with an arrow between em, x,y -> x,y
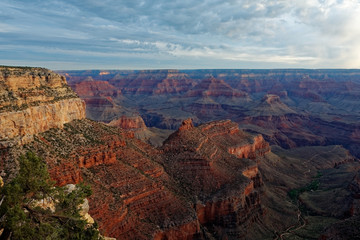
0,152 -> 101,240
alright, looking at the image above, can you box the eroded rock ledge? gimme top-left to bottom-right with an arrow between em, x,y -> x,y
161,119 -> 269,238
0,66 -> 85,147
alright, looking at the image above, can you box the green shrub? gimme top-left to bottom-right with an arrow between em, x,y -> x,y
0,152 -> 101,239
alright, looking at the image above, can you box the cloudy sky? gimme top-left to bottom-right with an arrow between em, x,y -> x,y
0,0 -> 360,70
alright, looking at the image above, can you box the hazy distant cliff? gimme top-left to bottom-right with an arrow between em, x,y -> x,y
62,69 -> 360,158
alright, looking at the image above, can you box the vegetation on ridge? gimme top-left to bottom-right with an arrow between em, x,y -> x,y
0,152 -> 101,240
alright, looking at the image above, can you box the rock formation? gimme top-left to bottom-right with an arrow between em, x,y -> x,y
253,94 -> 296,115
62,69 -> 360,158
107,115 -> 172,147
0,66 -> 85,147
0,69 -> 272,238
69,79 -> 127,122
185,77 -> 248,98
108,115 -> 146,129
108,69 -> 196,95
71,80 -> 121,97
12,119 -> 198,239
162,119 -> 269,238
1,67 -> 360,240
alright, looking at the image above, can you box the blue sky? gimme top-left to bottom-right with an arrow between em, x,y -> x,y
0,0 -> 360,70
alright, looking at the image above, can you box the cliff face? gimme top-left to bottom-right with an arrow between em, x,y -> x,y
162,119 -> 268,238
239,114 -> 327,148
8,117 -> 358,240
0,67 -> 79,110
228,135 -> 270,159
185,77 -> 248,98
0,99 -> 85,146
71,80 -> 121,97
4,111 -> 271,239
0,68 -> 201,240
108,115 -> 147,129
0,66 -> 85,147
22,119 -> 197,240
108,70 -> 196,95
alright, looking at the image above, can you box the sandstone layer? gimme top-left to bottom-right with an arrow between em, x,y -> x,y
0,66 -> 85,147
162,119 -> 269,238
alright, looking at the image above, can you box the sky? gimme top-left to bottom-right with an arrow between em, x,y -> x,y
0,0 -> 360,70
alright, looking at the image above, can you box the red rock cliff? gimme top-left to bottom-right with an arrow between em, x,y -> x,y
22,119 -> 199,240
0,67 -> 85,147
162,119 -> 269,238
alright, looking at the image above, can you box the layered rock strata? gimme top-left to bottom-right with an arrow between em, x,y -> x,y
3,111 -> 272,239
162,119 -> 270,238
185,77 -> 248,98
108,115 -> 147,129
5,67 -> 359,239
19,119 -> 199,239
62,69 -> 360,158
0,66 -> 85,147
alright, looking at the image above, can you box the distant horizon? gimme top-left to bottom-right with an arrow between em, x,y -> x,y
2,64 -> 360,72
56,68 -> 360,71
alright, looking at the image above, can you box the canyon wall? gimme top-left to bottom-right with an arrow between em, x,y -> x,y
0,66 -> 85,147
62,69 -> 360,157
2,67 -> 359,239
162,119 -> 269,238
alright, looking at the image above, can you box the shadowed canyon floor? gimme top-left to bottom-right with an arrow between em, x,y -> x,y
0,67 -> 359,239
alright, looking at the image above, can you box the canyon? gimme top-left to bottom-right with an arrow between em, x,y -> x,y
0,67 -> 359,239
61,69 -> 360,158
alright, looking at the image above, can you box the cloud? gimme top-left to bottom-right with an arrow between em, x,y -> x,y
0,0 -> 360,69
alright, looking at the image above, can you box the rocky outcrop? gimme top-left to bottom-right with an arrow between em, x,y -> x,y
23,117 -> 269,239
263,94 -> 281,105
162,119 -> 268,238
71,80 -> 121,97
0,67 -> 85,147
0,98 -> 85,147
246,94 -> 296,117
108,115 -> 146,129
186,77 -> 248,98
11,119 -> 198,239
178,118 -> 194,131
228,135 -> 270,159
107,115 -> 167,146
